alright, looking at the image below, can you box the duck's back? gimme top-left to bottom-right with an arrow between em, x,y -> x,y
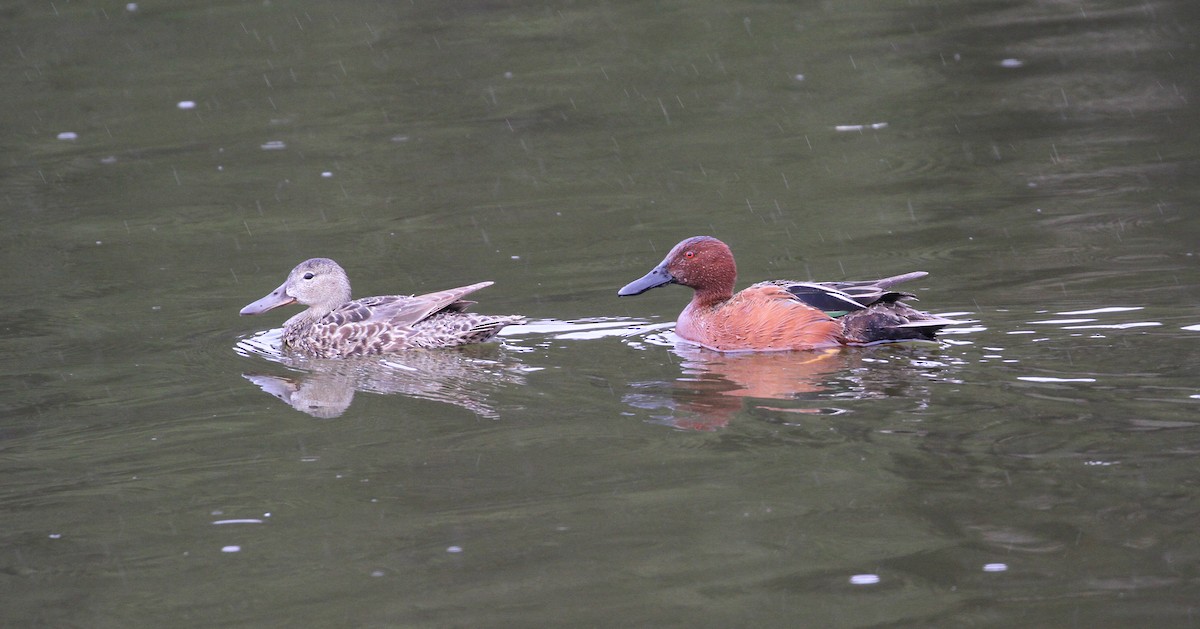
286,289 -> 523,357
757,274 -> 953,345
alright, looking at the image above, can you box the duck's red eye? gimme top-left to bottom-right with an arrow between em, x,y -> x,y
684,251 -> 695,258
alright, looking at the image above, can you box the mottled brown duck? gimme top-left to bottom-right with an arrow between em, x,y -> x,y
240,258 -> 524,358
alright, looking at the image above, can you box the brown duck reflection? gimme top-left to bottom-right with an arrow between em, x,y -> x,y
241,344 -> 527,419
626,344 -> 866,430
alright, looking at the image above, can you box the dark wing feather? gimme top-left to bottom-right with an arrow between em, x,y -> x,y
777,282 -> 869,313
761,271 -> 928,314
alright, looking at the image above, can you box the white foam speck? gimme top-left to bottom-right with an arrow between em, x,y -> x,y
1057,306 -> 1141,315
1017,376 -> 1096,383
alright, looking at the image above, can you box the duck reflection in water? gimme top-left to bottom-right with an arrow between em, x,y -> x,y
239,339 -> 528,419
625,343 -> 861,430
625,341 -> 951,431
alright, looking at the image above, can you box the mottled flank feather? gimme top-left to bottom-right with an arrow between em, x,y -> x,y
240,258 -> 524,358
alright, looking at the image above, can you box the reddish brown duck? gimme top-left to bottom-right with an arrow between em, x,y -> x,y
618,236 -> 954,352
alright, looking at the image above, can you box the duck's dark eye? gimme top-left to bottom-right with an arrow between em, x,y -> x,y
303,272 -> 315,280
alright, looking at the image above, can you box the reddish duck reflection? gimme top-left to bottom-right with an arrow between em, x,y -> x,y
627,343 -> 867,430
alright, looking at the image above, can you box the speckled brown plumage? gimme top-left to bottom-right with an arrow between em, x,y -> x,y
240,258 -> 524,358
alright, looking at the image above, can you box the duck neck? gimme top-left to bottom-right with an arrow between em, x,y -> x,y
284,306 -> 329,332
689,284 -> 734,310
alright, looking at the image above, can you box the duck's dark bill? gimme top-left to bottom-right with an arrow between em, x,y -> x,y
618,266 -> 675,296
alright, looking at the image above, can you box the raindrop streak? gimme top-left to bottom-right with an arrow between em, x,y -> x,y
849,574 -> 880,585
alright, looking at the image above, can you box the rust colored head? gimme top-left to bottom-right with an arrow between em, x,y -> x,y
618,236 -> 737,306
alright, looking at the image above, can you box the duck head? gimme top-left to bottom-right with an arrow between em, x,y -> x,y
618,236 -> 737,302
240,258 -> 353,317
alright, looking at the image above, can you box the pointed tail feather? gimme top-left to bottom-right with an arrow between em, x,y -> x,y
868,271 -> 929,289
